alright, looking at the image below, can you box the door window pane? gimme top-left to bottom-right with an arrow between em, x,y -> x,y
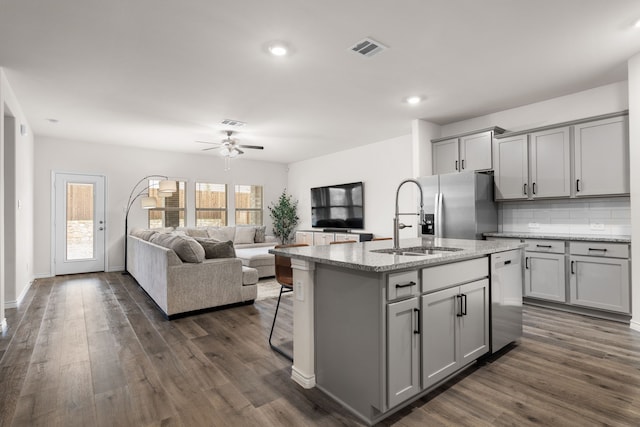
66,182 -> 94,260
235,184 -> 263,225
196,183 -> 227,226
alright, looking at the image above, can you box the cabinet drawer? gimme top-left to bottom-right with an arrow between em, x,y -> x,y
387,270 -> 419,301
523,239 -> 564,254
334,233 -> 359,243
314,232 -> 335,245
422,257 -> 488,294
569,242 -> 629,259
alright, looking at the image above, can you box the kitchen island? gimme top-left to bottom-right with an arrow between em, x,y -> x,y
270,237 -> 524,425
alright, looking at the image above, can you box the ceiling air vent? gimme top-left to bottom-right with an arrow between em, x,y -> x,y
350,37 -> 388,57
220,119 -> 246,127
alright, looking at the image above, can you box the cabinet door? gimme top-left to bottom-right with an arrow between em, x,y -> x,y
421,286 -> 459,389
334,233 -> 358,243
524,252 -> 566,302
493,135 -> 529,200
458,279 -> 489,365
529,127 -> 571,198
387,297 -> 420,407
460,131 -> 492,172
313,232 -> 335,245
432,138 -> 459,175
295,231 -> 314,245
569,256 -> 630,313
574,116 -> 629,197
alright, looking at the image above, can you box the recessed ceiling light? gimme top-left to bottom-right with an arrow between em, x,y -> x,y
634,18 -> 640,29
405,96 -> 423,105
268,43 -> 288,56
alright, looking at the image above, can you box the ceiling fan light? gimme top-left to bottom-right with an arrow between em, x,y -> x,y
229,148 -> 240,158
220,147 -> 230,156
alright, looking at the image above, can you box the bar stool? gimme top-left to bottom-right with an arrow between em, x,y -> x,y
269,243 -> 308,360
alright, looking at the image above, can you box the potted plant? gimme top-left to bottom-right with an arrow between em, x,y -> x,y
268,190 -> 299,244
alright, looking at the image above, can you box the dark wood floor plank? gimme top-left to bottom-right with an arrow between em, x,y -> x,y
3,273 -> 640,426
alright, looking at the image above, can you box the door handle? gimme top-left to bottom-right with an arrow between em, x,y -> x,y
525,257 -> 529,269
576,179 -> 581,192
536,244 -> 552,248
98,227 -> 104,231
571,260 -> 575,274
532,182 -> 537,195
462,294 -> 467,316
461,159 -> 465,170
455,160 -> 458,171
414,308 -> 420,334
523,183 -> 528,196
456,295 -> 463,317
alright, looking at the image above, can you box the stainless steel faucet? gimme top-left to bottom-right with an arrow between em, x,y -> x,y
393,179 -> 425,250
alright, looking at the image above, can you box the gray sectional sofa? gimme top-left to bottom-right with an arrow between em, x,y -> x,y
126,225 -> 274,319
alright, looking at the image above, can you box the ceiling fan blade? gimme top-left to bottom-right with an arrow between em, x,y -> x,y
201,147 -> 217,151
237,144 -> 264,150
196,140 -> 222,146
235,147 -> 245,155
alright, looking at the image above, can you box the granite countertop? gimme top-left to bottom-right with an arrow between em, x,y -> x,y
484,232 -> 631,243
270,237 -> 525,273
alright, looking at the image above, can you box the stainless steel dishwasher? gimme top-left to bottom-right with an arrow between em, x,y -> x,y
490,249 -> 523,353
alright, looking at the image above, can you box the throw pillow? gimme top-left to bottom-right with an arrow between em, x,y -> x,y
207,226 -> 236,242
235,226 -> 256,245
194,238 -> 236,259
254,225 -> 266,243
130,228 -> 158,241
149,233 -> 205,263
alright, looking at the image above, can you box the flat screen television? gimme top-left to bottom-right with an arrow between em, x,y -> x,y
311,181 -> 364,229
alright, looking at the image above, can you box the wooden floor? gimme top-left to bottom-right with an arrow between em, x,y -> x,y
1,273 -> 640,426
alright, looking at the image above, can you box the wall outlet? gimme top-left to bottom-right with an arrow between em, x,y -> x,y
590,223 -> 606,231
528,222 -> 540,229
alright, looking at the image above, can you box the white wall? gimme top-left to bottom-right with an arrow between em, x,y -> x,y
628,54 -> 640,331
0,68 -> 35,313
441,81 -> 629,137
34,137 -> 288,276
287,134 -> 420,239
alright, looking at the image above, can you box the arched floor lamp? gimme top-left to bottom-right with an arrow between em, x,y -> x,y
123,175 -> 176,274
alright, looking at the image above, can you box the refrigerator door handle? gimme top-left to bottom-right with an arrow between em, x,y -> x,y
435,192 -> 443,237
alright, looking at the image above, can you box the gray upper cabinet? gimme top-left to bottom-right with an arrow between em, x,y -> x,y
529,127 -> 571,198
573,116 -> 629,197
432,138 -> 459,175
432,128 -> 503,175
493,134 -> 529,200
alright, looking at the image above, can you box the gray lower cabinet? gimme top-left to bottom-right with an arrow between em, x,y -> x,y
387,297 -> 420,408
524,252 -> 566,302
569,242 -> 630,314
421,279 -> 489,390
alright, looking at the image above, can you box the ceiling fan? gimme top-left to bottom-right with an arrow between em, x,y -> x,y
197,130 -> 264,158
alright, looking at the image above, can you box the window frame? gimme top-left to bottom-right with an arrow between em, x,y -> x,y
195,182 -> 228,227
147,179 -> 187,229
234,184 -> 264,225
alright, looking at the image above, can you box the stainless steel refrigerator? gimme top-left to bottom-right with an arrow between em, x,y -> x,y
417,171 -> 497,239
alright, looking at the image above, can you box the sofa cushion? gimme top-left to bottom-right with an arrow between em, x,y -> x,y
150,233 -> 205,263
208,226 -> 236,242
235,226 -> 256,245
195,238 -> 236,259
242,266 -> 259,286
177,227 -> 209,238
254,225 -> 267,243
130,228 -> 158,241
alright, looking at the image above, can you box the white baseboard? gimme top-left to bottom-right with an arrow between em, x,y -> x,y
4,279 -> 34,309
1,318 -> 6,331
107,265 -> 124,273
34,273 -> 52,279
291,366 -> 316,389
630,319 -> 640,333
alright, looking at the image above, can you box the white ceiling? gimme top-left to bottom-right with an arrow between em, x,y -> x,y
1,0 -> 640,164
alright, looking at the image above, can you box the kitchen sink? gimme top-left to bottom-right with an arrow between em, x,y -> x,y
370,246 -> 464,256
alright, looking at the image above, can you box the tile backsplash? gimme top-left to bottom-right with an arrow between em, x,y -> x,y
499,197 -> 631,236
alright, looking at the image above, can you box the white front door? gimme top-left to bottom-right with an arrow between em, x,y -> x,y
54,173 -> 106,275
